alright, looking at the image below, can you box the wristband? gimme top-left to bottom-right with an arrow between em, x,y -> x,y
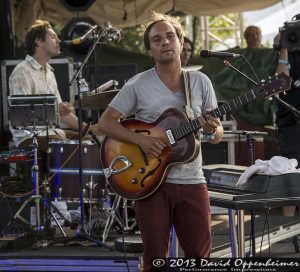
203,128 -> 216,140
278,59 -> 290,69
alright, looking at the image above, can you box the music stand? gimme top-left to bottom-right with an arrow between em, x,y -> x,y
8,95 -> 60,231
8,95 -> 59,129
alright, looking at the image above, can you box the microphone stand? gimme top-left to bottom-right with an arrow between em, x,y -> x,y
223,57 -> 300,257
223,59 -> 268,258
54,26 -> 112,250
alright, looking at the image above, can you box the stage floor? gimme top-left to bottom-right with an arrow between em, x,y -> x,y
1,207 -> 300,271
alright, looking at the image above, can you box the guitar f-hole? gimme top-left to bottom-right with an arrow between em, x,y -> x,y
140,159 -> 162,187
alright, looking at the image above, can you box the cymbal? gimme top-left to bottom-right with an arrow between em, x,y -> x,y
74,90 -> 119,110
184,65 -> 203,71
19,134 -> 65,151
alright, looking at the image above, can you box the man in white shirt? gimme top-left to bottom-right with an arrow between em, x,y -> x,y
9,19 -> 95,148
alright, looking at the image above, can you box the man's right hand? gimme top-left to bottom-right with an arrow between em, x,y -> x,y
136,134 -> 167,159
59,102 -> 74,117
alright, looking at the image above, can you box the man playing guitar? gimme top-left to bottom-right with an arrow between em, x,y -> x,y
98,11 -> 223,271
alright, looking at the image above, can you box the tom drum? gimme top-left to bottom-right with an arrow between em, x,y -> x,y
49,140 -> 105,203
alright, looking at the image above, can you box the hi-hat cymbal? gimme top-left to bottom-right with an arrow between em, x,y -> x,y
74,90 -> 119,110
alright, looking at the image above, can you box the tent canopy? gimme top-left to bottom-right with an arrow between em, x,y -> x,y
12,0 -> 281,43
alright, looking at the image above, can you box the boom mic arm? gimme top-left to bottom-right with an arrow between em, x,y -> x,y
200,50 -> 241,58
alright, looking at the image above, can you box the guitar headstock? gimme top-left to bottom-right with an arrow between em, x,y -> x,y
255,72 -> 292,98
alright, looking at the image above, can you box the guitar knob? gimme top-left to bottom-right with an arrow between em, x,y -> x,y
138,168 -> 145,173
131,178 -> 138,184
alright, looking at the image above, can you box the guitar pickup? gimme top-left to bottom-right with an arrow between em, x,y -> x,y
166,129 -> 177,146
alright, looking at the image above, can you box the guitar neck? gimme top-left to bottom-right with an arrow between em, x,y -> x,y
173,89 -> 257,141
210,89 -> 257,119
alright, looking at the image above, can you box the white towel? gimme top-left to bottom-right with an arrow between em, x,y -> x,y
236,156 -> 300,186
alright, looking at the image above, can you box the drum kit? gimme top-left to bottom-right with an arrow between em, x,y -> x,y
7,89 -> 137,243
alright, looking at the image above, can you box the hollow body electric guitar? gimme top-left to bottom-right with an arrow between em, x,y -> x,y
100,73 -> 291,200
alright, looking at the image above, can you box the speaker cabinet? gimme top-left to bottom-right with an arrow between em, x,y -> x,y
202,120 -> 236,165
202,141 -> 231,165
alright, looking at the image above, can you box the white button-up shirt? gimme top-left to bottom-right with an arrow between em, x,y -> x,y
9,55 -> 65,147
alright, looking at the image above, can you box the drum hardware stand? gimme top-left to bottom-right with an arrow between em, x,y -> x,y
13,136 -> 68,238
102,195 -> 123,242
122,199 -> 137,232
102,196 -> 137,242
86,175 -> 98,229
12,107 -> 44,231
8,96 -> 67,239
41,94 -> 64,236
41,180 -> 68,237
50,23 -> 117,250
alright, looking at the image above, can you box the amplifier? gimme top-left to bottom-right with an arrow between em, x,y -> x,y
202,120 -> 237,165
203,164 -> 247,187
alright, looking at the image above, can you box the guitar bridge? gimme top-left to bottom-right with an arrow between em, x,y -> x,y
166,129 -> 177,146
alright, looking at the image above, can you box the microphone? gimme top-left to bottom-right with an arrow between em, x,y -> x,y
104,21 -> 124,42
200,50 -> 241,59
62,36 -> 97,46
62,25 -> 98,46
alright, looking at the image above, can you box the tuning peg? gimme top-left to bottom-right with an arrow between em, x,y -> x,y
261,79 -> 265,83
268,97 -> 273,101
275,73 -> 278,76
283,91 -> 286,95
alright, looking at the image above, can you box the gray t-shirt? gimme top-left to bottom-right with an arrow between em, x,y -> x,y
109,67 -> 218,184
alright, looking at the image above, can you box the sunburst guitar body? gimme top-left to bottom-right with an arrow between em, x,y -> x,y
101,108 -> 198,200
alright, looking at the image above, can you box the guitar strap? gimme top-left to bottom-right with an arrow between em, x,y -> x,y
182,69 -> 194,120
182,69 -> 201,144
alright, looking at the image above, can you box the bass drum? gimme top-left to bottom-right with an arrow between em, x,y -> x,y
49,139 -> 106,203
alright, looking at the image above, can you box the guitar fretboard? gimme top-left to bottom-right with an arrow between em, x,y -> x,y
172,88 -> 257,141
210,89 -> 256,119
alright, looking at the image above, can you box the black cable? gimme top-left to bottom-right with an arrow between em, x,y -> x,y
266,211 -> 271,256
240,55 -> 261,85
259,208 -> 270,256
115,207 -> 131,272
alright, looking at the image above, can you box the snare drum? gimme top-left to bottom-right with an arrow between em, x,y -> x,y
49,140 -> 105,203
